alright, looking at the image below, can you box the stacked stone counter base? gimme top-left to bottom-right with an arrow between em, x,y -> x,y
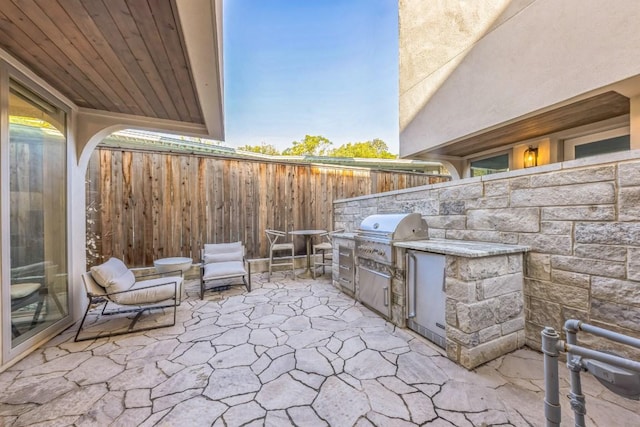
395,240 -> 528,369
445,253 -> 525,369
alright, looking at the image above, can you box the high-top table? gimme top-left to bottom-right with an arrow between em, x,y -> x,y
289,229 -> 327,279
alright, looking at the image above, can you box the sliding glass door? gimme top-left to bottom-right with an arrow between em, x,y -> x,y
7,81 -> 69,348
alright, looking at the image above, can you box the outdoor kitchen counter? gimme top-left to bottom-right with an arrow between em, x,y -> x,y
331,233 -> 531,369
394,239 -> 529,257
394,239 -> 530,369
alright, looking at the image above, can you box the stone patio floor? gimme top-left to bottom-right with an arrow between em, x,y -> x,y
0,273 -> 638,426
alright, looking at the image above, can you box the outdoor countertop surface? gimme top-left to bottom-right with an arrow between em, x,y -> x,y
332,232 -> 357,239
332,233 -> 528,257
331,233 -> 528,257
394,238 -> 529,257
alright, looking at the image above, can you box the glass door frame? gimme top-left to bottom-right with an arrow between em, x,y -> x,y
1,61 -> 75,364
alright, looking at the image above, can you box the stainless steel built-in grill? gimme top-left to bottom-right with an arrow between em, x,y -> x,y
355,213 -> 428,264
354,213 -> 428,318
357,213 -> 429,241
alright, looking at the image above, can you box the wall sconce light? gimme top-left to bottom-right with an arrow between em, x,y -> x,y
524,145 -> 538,168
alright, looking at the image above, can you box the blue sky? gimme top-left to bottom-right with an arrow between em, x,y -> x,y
223,0 -> 399,153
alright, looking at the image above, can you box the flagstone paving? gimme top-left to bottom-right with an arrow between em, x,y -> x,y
0,274 -> 638,426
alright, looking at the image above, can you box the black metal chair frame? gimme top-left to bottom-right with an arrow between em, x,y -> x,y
75,270 -> 182,342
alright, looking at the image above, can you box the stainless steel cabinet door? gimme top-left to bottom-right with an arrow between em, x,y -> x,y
407,250 -> 446,347
357,266 -> 391,318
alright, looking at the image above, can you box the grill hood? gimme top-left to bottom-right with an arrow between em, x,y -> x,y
357,213 -> 428,241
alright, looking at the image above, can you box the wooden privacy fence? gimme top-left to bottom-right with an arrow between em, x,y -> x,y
86,148 -> 449,267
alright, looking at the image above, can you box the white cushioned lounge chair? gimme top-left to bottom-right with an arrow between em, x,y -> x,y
76,257 -> 183,341
200,241 -> 251,298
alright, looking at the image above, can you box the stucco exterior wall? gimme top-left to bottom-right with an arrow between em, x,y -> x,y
399,0 -> 520,131
333,151 -> 640,359
399,0 -> 640,157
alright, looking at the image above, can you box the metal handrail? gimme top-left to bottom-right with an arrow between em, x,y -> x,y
542,320 -> 640,427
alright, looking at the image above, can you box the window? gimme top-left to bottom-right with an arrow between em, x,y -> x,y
574,135 -> 630,159
7,81 -> 68,348
564,127 -> 630,161
470,153 -> 509,177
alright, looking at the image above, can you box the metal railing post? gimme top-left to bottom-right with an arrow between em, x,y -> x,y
542,327 -> 561,427
543,320 -> 640,425
565,322 -> 586,427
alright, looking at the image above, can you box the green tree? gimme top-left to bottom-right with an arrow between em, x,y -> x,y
282,135 -> 332,156
237,142 -> 280,155
330,138 -> 397,159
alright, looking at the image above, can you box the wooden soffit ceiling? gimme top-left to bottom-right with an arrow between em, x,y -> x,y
432,91 -> 630,158
0,0 -> 204,124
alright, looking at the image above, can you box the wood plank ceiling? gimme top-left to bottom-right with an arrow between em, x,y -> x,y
0,0 -> 203,124
431,91 -> 630,157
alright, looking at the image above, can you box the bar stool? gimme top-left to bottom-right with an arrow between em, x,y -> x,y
312,229 -> 343,278
265,229 -> 295,281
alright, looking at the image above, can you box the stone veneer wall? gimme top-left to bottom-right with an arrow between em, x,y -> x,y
333,151 -> 640,358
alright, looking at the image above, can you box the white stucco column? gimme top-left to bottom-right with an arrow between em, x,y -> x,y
630,95 -> 640,150
439,159 -> 463,180
69,156 -> 88,321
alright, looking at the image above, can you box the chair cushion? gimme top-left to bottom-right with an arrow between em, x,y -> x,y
272,242 -> 294,251
204,242 -> 243,255
313,242 -> 333,251
108,270 -> 136,293
90,258 -> 135,294
112,277 -> 183,305
11,282 -> 41,299
82,272 -> 108,297
203,261 -> 247,281
204,249 -> 243,264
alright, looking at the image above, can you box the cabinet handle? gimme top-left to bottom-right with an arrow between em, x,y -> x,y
406,252 -> 416,318
383,286 -> 389,306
